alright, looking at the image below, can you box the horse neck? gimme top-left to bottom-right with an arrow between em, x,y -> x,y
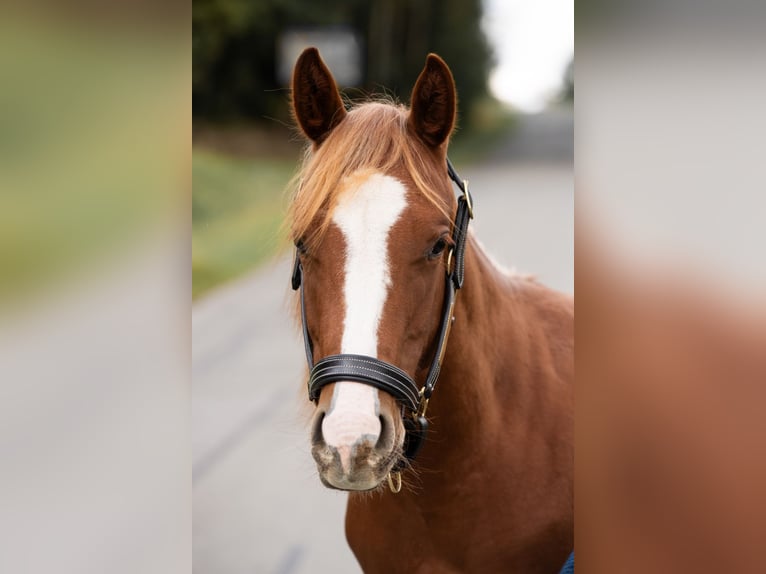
423,235 -> 558,462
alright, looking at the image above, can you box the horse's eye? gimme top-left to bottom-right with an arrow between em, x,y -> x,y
429,238 -> 448,259
295,239 -> 307,255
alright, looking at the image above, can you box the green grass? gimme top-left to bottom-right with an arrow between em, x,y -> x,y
192,150 -> 296,298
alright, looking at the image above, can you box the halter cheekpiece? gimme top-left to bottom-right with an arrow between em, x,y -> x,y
291,158 -> 474,478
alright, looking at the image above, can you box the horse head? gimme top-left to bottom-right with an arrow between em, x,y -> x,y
290,48 -> 460,491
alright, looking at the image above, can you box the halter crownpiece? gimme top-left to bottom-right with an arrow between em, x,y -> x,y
291,158 -> 474,480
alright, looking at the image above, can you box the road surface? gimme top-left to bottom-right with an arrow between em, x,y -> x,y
192,110 -> 573,574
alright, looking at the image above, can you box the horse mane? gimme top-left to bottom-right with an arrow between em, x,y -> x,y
287,99 -> 452,248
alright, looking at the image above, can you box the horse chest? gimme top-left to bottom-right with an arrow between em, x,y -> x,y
346,482 -> 567,574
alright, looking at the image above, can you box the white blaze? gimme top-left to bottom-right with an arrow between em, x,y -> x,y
321,172 -> 408,469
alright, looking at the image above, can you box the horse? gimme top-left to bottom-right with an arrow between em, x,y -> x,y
287,47 -> 573,573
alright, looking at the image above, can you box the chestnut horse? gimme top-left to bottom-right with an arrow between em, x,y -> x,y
288,48 -> 573,573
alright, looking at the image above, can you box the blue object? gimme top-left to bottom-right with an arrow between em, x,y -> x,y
559,551 -> 574,574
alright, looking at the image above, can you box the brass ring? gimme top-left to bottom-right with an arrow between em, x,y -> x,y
387,471 -> 402,493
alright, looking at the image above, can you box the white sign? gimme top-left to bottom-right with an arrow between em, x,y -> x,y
278,28 -> 362,87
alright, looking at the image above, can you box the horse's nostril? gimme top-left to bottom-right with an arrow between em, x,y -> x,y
312,411 -> 326,446
376,413 -> 394,450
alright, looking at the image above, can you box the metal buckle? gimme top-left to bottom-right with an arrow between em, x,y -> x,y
445,247 -> 454,276
463,180 -> 474,219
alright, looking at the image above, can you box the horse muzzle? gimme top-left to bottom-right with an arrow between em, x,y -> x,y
310,398 -> 401,491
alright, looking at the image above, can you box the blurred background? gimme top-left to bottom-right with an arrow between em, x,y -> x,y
192,1 -> 572,573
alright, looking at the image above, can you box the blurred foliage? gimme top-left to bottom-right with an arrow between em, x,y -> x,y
192,150 -> 293,298
0,15 -> 187,307
193,0 -> 491,126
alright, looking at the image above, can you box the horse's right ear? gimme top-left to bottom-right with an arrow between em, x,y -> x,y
292,47 -> 347,145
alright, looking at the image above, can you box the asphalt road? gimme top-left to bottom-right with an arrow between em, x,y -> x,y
192,110 -> 573,574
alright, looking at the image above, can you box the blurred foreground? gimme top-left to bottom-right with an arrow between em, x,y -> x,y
0,9 -> 190,574
577,2 -> 766,571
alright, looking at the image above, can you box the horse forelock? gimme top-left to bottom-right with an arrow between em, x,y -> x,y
287,100 -> 452,250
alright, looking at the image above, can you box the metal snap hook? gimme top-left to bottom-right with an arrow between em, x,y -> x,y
416,387 -> 430,418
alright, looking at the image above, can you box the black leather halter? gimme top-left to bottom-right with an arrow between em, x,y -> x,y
291,158 -> 473,468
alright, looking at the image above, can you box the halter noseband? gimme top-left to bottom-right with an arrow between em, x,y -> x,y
291,158 -> 473,486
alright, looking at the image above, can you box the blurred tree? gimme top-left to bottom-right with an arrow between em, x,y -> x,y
366,0 -> 491,125
193,0 -> 491,126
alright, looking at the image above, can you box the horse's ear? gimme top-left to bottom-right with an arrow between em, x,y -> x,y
408,54 -> 457,148
292,47 -> 347,144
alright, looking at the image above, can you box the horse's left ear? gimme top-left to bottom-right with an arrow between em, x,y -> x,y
408,54 -> 457,148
